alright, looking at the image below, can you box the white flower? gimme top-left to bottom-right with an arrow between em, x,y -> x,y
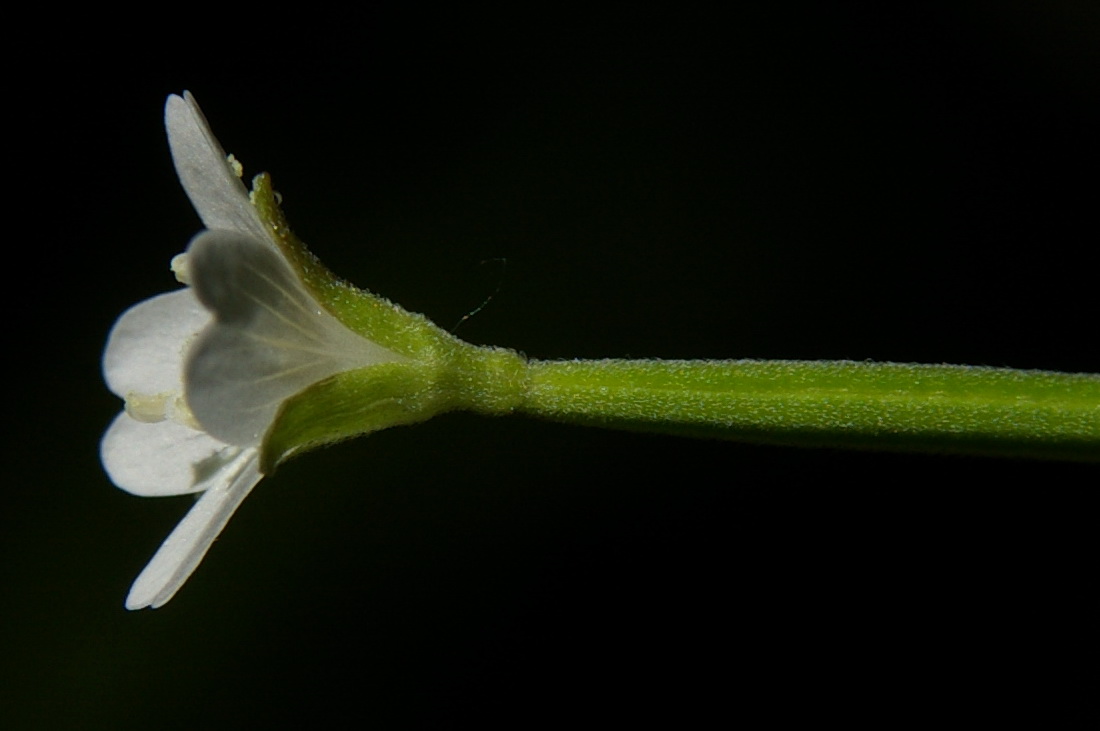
101,92 -> 402,609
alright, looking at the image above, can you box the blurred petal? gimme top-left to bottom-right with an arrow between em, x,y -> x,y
103,289 -> 209,400
185,230 -> 404,445
100,412 -> 240,496
125,448 -> 261,610
165,92 -> 271,243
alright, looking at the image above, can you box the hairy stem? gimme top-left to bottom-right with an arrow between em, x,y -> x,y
516,359 -> 1100,461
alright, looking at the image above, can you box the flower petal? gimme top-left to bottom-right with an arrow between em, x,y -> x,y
165,92 -> 271,244
100,412 -> 242,496
103,289 -> 209,401
184,230 -> 404,446
125,448 -> 261,609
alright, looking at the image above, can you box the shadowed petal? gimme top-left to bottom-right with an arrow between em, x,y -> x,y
185,230 -> 404,445
100,413 -> 241,497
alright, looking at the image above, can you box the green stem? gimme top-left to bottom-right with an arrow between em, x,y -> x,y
516,359 -> 1100,461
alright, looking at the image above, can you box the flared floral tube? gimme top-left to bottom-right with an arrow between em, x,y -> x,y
184,229 -> 405,446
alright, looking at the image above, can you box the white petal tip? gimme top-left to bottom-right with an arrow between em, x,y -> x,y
124,591 -> 161,611
165,91 -> 270,241
122,450 -> 262,610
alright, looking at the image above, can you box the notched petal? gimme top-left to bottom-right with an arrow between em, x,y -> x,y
103,289 -> 210,401
184,231 -> 405,446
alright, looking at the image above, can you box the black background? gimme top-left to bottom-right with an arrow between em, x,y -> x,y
5,4 -> 1098,726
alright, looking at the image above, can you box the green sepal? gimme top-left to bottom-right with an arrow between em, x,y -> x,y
261,361 -> 444,472
247,172 -> 534,471
250,172 -> 456,359
261,342 -> 529,472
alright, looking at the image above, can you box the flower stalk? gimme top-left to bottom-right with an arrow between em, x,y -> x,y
102,90 -> 1098,610
517,359 -> 1100,462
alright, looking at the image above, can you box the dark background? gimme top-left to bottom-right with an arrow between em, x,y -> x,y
5,4 -> 1098,726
